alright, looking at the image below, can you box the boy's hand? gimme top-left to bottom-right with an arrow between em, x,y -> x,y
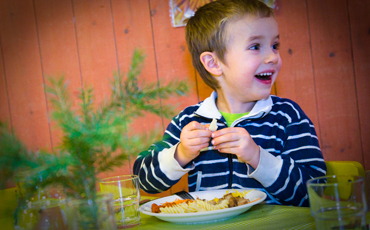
211,127 -> 260,168
175,121 -> 212,167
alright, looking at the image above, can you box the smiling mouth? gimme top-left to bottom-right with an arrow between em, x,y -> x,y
255,72 -> 272,81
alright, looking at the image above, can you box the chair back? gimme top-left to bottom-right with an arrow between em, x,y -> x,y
324,161 -> 365,200
325,161 -> 365,177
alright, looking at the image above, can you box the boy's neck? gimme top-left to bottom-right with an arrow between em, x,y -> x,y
215,90 -> 256,114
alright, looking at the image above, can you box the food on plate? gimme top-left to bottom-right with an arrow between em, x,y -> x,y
208,118 -> 218,132
151,190 -> 259,214
152,199 -> 229,214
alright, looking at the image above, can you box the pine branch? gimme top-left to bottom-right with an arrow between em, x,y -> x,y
126,49 -> 146,89
78,85 -> 95,127
45,76 -> 78,133
1,48 -> 190,203
0,121 -> 41,189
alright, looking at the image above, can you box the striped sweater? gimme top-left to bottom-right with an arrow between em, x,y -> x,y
133,92 -> 326,207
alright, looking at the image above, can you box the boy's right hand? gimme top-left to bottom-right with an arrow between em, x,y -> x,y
175,121 -> 212,167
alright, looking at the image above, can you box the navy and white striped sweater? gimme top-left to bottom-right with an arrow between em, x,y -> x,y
133,92 -> 326,207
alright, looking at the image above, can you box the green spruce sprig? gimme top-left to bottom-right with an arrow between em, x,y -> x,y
0,49 -> 189,202
1,49 -> 189,229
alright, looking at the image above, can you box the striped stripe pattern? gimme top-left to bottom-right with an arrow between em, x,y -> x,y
133,95 -> 326,207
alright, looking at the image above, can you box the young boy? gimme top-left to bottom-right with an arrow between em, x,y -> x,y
133,0 -> 326,207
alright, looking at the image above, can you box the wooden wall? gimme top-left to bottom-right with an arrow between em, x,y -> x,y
1,0 -> 369,196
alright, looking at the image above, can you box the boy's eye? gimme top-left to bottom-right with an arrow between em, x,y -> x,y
272,42 -> 280,50
249,44 -> 260,50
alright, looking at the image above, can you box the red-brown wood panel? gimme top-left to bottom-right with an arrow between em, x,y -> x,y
112,0 -> 155,71
348,1 -> 370,170
112,1 -> 161,145
275,0 -> 319,131
101,0 -> 163,180
72,0 -> 118,104
307,0 -> 362,163
196,70 -> 213,101
149,0 -> 200,195
0,44 -> 11,187
149,0 -> 199,109
0,0 -> 51,151
1,0 -> 368,192
34,0 -> 83,149
0,41 -> 10,122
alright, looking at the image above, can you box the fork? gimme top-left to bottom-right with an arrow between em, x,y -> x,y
174,191 -> 195,200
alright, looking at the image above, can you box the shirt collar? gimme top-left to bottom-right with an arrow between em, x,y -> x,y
195,91 -> 273,120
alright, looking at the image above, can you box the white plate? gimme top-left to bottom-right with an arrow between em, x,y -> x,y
139,189 -> 267,224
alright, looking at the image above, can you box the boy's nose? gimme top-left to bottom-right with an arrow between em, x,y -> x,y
264,49 -> 280,65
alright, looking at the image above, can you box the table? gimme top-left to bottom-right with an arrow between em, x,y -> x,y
0,188 -> 18,230
1,188 -> 369,230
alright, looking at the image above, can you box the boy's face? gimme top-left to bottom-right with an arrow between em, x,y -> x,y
218,15 -> 282,104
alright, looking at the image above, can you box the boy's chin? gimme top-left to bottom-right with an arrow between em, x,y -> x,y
253,92 -> 272,101
258,88 -> 273,97
257,95 -> 271,101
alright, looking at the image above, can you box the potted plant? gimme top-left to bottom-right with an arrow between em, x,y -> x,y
0,49 -> 189,229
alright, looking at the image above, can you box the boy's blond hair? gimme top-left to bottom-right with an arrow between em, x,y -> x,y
185,0 -> 275,90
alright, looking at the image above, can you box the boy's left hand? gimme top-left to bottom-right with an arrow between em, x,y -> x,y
211,127 -> 260,168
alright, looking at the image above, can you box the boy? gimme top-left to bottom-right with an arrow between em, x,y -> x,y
133,0 -> 326,206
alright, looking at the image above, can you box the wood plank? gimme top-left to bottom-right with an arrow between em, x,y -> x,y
112,0 -> 155,69
149,0 -> 199,112
274,0 -> 319,131
348,0 -> 370,170
0,40 -> 10,122
110,0 -> 161,147
108,0 -> 166,196
0,29 -> 13,188
307,0 -> 362,163
34,0 -> 83,149
149,0 -> 200,196
0,0 -> 51,151
72,0 -> 118,104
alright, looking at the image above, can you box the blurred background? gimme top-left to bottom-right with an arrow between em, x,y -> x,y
0,0 -> 369,197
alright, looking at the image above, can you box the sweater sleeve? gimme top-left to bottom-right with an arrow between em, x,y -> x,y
133,114 -> 194,194
249,102 -> 326,206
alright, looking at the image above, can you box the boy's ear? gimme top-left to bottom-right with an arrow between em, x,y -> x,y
200,52 -> 223,76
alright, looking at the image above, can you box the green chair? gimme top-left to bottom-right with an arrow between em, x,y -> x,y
323,161 -> 365,200
325,161 -> 365,177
